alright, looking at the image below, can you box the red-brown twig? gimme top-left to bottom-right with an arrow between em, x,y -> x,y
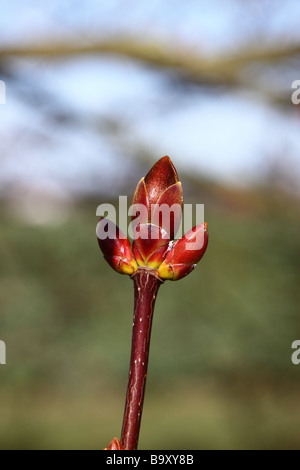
98,156 -> 208,450
120,269 -> 162,450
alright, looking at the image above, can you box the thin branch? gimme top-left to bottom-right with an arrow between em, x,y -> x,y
121,269 -> 162,450
0,37 -> 299,107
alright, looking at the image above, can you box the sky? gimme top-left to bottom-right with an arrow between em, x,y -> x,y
0,0 -> 300,197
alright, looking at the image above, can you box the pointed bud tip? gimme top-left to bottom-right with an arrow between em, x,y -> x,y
104,437 -> 125,450
144,156 -> 180,207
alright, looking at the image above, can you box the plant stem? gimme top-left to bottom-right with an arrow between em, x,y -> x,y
120,269 -> 162,450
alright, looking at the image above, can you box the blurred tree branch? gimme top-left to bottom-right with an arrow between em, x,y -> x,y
1,37 -> 299,107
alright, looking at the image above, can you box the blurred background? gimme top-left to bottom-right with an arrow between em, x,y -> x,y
1,0 -> 300,449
